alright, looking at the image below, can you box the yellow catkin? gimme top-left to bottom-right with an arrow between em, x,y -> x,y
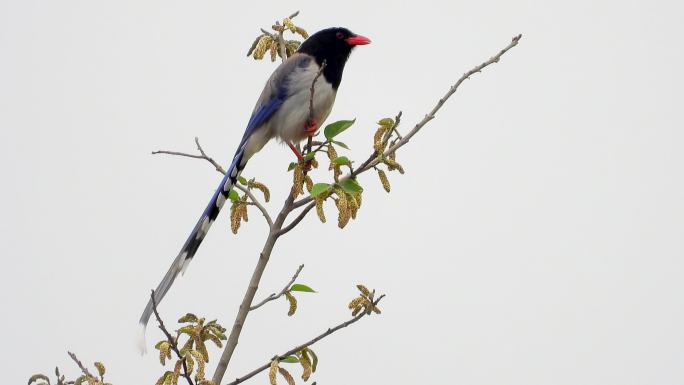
172,360 -> 182,385
299,352 -> 312,381
385,158 -> 405,174
374,126 -> 388,154
239,202 -> 248,223
159,342 -> 171,365
253,35 -> 272,59
327,144 -> 338,169
94,362 -> 106,377
190,351 -> 205,380
155,373 -> 168,385
351,305 -> 364,316
295,26 -> 309,39
246,35 -> 263,57
378,170 -> 390,192
269,359 -> 279,385
354,192 -> 362,209
283,18 -> 296,32
348,193 -> 359,219
269,41 -> 278,62
293,165 -> 304,196
335,190 -> 350,229
378,118 -> 394,127
278,367 -> 295,385
348,296 -> 365,310
185,355 -> 194,375
196,340 -> 209,363
304,175 -> 313,193
250,181 -> 271,202
315,197 -> 326,223
230,205 -> 241,234
357,284 -> 370,296
285,291 -> 297,316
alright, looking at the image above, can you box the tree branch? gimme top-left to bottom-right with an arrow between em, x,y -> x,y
150,290 -> 195,385
67,351 -> 97,380
277,201 -> 316,236
226,295 -> 385,385
211,191 -> 298,383
250,264 -> 304,311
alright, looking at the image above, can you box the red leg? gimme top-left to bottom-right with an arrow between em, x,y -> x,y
305,118 -> 318,137
287,142 -> 304,162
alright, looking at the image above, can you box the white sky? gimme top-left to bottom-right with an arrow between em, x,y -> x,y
2,0 -> 683,384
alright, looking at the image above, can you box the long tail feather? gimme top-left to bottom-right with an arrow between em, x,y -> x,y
138,150 -> 246,351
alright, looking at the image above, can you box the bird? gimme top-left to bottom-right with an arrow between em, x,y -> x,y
138,27 -> 370,349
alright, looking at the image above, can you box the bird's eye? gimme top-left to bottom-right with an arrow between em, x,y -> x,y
336,32 -> 345,39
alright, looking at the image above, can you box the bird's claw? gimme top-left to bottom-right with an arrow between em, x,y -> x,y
305,118 -> 318,137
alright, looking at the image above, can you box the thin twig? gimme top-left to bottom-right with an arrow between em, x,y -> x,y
67,351 -> 97,380
277,201 -> 316,236
226,295 -> 385,385
250,264 -> 304,310
150,290 -> 195,385
152,138 -> 273,227
194,137 -> 227,174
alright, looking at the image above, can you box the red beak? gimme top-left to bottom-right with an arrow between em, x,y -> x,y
345,34 -> 371,46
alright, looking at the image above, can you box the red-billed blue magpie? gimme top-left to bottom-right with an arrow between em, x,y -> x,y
138,27 -> 370,348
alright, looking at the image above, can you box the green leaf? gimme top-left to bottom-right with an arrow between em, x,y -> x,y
332,156 -> 351,166
237,176 -> 247,185
228,189 -> 239,203
178,313 -> 198,323
287,162 -> 298,171
279,355 -> 300,363
310,183 -> 331,198
324,119 -> 355,140
332,140 -> 349,150
303,152 -> 316,161
290,283 -> 316,293
339,179 -> 363,193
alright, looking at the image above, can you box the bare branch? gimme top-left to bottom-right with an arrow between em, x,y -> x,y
194,137 -> 227,174
150,290 -> 195,385
250,264 -> 304,311
277,201 -> 316,236
152,138 -> 273,227
67,351 -> 97,380
212,191 -> 298,383
226,295 -> 386,385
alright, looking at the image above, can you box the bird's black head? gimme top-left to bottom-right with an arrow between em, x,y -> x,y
298,27 -> 370,89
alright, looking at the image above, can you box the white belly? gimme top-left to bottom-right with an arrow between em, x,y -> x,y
270,61 -> 337,143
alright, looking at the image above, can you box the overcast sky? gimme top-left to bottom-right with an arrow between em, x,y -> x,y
2,0 -> 683,384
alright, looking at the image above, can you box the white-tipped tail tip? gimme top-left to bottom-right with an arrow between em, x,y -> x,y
137,323 -> 148,355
